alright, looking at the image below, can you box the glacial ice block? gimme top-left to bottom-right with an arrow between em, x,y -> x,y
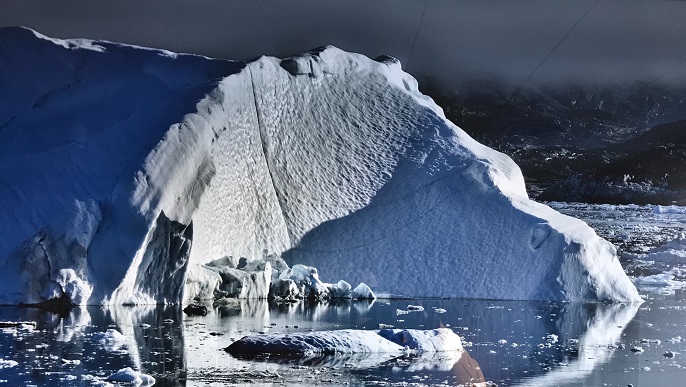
225,328 -> 463,356
0,27 -> 640,304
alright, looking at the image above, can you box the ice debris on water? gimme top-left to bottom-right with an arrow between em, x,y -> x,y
183,304 -> 208,316
106,367 -> 155,386
664,351 -> 676,358
396,305 -> 425,315
653,205 -> 686,214
0,359 -> 18,369
545,333 -> 559,344
93,329 -> 127,352
631,346 -> 644,353
185,250 -> 376,303
640,338 -> 661,345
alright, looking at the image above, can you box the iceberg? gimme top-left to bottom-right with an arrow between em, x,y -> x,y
0,27 -> 640,305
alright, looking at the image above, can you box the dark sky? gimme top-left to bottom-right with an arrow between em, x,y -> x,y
1,0 -> 685,91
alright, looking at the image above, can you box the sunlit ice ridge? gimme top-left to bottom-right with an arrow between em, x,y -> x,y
0,26 -> 640,305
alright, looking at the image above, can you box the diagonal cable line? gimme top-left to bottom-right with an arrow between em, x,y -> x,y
485,0 -> 599,127
614,56 -> 686,111
406,0 -> 428,69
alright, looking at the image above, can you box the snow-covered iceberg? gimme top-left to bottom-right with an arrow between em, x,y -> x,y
0,27 -> 640,305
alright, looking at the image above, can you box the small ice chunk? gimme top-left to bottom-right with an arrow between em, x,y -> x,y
93,329 -> 128,352
433,308 -> 447,314
631,346 -> 644,353
407,305 -> 424,311
56,269 -> 92,305
183,304 -> 208,316
351,283 -> 376,299
271,278 -> 301,300
664,351 -> 676,358
329,280 -> 352,298
0,359 -> 18,369
106,367 -> 155,386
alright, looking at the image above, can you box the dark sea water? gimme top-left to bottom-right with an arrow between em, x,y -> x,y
1,203 -> 685,386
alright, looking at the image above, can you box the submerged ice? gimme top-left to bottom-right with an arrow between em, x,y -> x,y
225,328 -> 463,356
0,27 -> 640,305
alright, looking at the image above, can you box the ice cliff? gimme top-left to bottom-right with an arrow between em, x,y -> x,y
0,27 -> 640,305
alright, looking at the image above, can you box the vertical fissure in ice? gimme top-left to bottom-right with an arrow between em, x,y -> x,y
247,65 -> 293,246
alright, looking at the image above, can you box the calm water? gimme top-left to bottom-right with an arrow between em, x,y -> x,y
0,295 -> 685,386
1,203 -> 685,386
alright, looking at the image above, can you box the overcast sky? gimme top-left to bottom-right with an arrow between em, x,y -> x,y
1,0 -> 685,92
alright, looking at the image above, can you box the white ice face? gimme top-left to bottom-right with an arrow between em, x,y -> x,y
0,27 -> 639,305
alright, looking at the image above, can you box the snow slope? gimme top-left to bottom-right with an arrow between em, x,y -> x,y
0,27 -> 640,304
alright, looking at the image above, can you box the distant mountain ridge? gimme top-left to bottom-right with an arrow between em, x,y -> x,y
424,80 -> 686,204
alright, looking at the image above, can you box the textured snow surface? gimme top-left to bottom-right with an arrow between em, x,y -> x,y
0,27 -> 639,304
225,328 -> 462,356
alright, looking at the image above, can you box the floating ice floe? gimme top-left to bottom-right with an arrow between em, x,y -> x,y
624,236 -> 686,294
93,329 -> 128,352
184,251 -> 376,302
653,205 -> 686,214
631,269 -> 686,294
0,359 -> 18,369
635,236 -> 686,264
106,367 -> 155,386
225,328 -> 462,356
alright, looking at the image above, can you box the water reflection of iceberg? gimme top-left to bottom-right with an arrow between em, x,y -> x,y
515,302 -> 640,386
107,304 -> 186,386
223,325 -> 484,385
